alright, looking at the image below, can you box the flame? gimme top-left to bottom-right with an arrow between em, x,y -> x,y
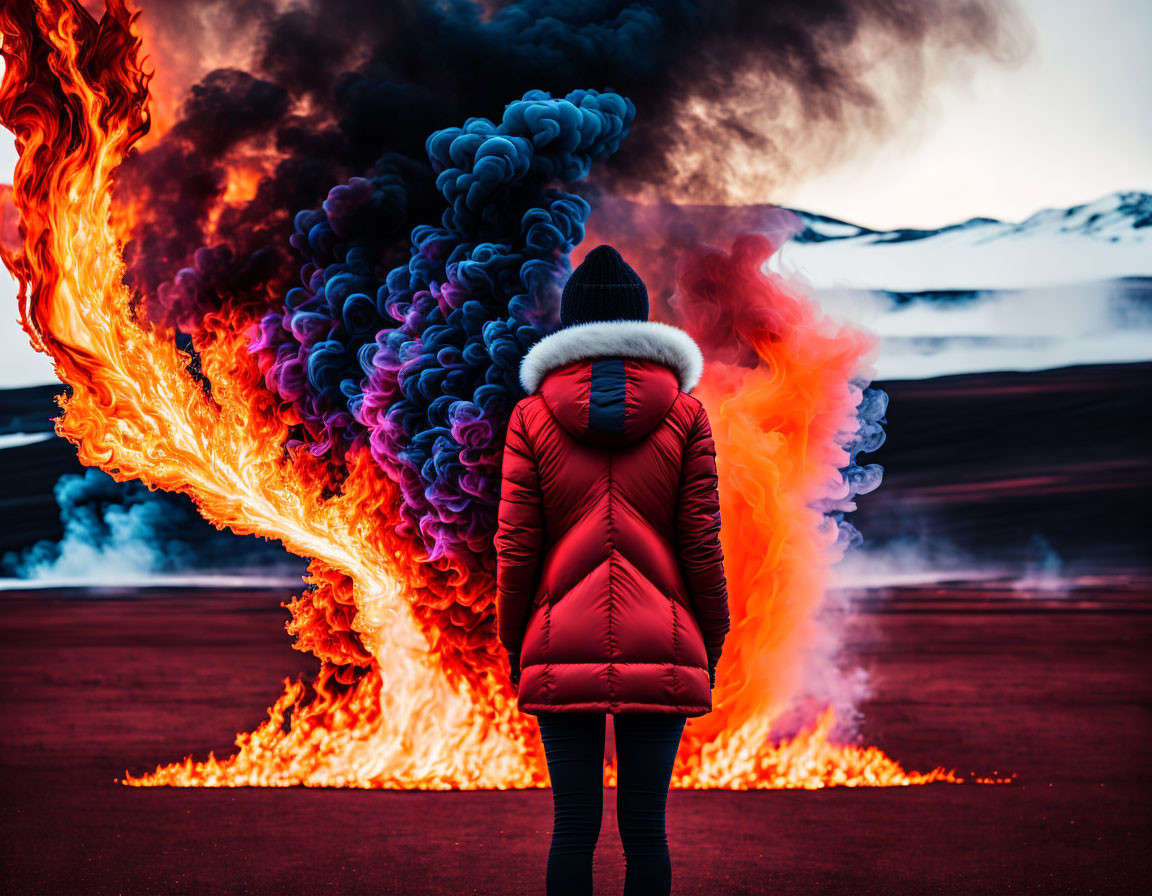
0,0 -> 1010,790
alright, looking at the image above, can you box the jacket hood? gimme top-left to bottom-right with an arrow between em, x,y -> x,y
519,320 -> 704,446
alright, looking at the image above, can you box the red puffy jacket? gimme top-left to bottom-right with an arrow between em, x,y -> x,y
495,319 -> 730,716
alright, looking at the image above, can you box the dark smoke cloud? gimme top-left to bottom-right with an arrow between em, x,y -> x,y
114,0 -> 1028,326
101,0 -> 1024,576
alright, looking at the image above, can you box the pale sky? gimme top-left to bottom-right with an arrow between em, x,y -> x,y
776,0 -> 1152,230
3,0 -> 1150,388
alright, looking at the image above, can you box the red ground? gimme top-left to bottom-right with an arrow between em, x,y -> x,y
1,586 -> 1149,895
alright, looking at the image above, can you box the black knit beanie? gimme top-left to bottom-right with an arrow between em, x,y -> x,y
559,244 -> 649,327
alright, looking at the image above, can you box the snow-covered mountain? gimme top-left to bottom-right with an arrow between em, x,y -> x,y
762,191 -> 1152,380
770,190 -> 1152,292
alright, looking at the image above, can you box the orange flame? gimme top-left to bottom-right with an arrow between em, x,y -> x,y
0,0 -> 1009,790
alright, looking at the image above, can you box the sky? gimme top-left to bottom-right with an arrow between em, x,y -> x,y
775,0 -> 1152,230
2,0 -> 1150,388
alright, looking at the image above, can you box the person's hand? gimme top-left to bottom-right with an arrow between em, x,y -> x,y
507,651 -> 521,689
707,655 -> 718,690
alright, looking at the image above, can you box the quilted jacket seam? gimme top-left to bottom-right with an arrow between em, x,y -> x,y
518,702 -> 710,715
607,451 -> 616,704
521,660 -> 706,668
544,596 -> 554,699
550,555 -> 610,611
522,396 -> 553,702
612,548 -> 689,615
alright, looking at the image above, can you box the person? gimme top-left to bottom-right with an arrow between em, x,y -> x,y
495,244 -> 731,896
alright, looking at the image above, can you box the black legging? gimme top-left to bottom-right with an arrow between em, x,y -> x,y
535,711 -> 688,896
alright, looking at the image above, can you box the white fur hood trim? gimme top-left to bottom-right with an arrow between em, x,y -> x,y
519,319 -> 704,395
